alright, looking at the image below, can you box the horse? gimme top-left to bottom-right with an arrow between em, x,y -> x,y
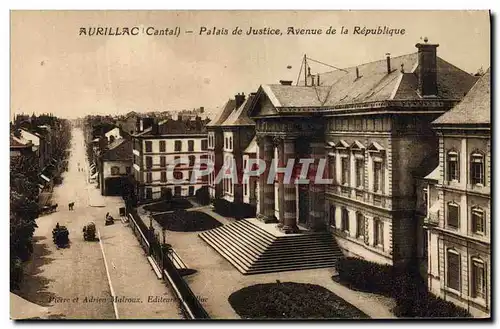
50,204 -> 58,212
68,202 -> 75,211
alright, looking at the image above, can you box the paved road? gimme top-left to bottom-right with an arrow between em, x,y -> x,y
16,126 -> 183,319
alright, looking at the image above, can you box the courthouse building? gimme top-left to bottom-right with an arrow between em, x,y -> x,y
242,41 -> 477,267
420,69 -> 490,317
131,117 -> 209,200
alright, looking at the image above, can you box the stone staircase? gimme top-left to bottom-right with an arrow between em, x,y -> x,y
199,219 -> 344,275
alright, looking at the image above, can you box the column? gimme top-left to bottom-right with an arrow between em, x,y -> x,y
275,137 -> 285,227
281,137 -> 298,233
257,135 -> 277,223
308,140 -> 326,231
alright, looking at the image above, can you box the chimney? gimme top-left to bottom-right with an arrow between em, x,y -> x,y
311,75 -> 315,86
386,53 -> 391,74
279,80 -> 293,86
151,120 -> 159,135
355,67 -> 360,79
415,39 -> 439,96
235,92 -> 246,108
317,74 -> 320,86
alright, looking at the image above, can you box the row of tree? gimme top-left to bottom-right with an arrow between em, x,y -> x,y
10,117 -> 72,290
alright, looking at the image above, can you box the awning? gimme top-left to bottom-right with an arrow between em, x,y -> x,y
40,174 -> 50,182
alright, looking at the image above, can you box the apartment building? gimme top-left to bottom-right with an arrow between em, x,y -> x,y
132,118 -> 209,200
421,69 -> 490,317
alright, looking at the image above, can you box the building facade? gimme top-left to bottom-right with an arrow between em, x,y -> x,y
132,118 -> 209,200
245,41 -> 477,267
421,69 -> 490,317
98,138 -> 133,196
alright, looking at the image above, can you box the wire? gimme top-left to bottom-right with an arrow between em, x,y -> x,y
306,57 -> 348,72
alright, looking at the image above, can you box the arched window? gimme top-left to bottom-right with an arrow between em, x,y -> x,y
471,257 -> 486,299
341,208 -> 349,232
470,152 -> 485,185
446,249 -> 461,291
471,207 -> 485,234
447,202 -> 460,229
447,150 -> 459,182
110,166 -> 120,175
356,212 -> 365,238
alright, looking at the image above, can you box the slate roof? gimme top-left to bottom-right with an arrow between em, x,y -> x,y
135,118 -> 209,137
207,99 -> 236,127
221,95 -> 256,127
244,137 -> 257,154
100,138 -> 133,161
259,52 -> 477,109
433,68 -> 490,126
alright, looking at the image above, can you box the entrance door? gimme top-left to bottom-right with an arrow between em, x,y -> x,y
298,185 -> 309,225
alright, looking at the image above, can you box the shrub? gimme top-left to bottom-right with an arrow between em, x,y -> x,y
195,186 -> 210,205
213,198 -> 256,219
335,257 -> 471,318
229,282 -> 368,319
336,257 -> 394,296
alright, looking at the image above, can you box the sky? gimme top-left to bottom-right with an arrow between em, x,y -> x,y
10,10 -> 490,119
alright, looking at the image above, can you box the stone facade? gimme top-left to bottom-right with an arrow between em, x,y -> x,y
420,70 -> 490,317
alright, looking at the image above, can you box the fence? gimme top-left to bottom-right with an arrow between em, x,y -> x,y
127,208 -> 210,319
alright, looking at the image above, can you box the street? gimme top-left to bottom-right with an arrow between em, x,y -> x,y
15,127 -> 183,319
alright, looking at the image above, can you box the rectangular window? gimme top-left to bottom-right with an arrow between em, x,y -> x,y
201,139 -> 208,151
159,140 -> 166,152
356,158 -> 364,187
329,156 -> 336,183
374,219 -> 383,247
471,154 -> 484,185
472,208 -> 484,234
471,260 -> 485,299
175,140 -> 182,152
329,206 -> 336,227
145,141 -> 152,153
145,188 -> 152,199
160,171 -> 167,182
188,140 -> 194,152
125,166 -> 131,174
145,156 -> 152,169
447,152 -> 459,182
422,188 -> 428,210
356,214 -> 365,238
146,172 -> 152,183
244,182 -> 248,196
373,161 -> 382,192
189,186 -> 195,196
341,157 -> 349,185
160,156 -> 166,167
447,251 -> 460,291
447,203 -> 459,229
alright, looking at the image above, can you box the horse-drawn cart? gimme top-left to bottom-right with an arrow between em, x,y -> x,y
83,222 -> 96,241
52,223 -> 69,248
40,204 -> 58,216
